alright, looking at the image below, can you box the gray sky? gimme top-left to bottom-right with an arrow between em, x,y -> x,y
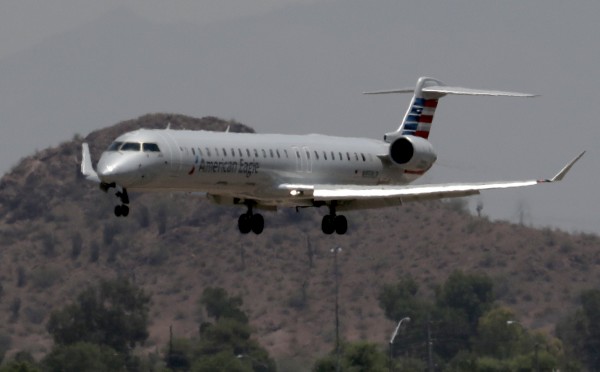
0,0 -> 596,233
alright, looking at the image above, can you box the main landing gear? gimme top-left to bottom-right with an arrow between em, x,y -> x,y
321,203 -> 348,235
238,203 -> 264,235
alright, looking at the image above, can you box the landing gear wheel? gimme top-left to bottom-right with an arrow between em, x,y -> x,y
334,215 -> 347,235
321,215 -> 335,235
114,204 -> 130,218
251,214 -> 264,235
238,214 -> 252,234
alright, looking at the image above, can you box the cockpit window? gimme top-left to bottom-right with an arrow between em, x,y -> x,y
143,143 -> 161,152
121,142 -> 141,151
107,142 -> 123,151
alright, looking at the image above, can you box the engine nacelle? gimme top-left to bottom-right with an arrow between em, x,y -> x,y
388,135 -> 437,172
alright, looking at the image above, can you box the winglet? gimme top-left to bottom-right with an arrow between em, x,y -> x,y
81,143 -> 100,183
548,151 -> 585,182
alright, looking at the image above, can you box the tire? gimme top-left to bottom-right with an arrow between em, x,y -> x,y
321,215 -> 335,235
251,214 -> 264,235
114,205 -> 122,217
238,214 -> 251,234
121,205 -> 130,217
334,215 -> 348,235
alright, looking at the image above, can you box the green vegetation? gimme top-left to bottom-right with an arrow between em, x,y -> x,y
163,287 -> 275,371
377,270 -> 578,371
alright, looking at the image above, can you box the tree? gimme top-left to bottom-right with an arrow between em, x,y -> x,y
313,341 -> 387,372
378,276 -> 430,324
472,307 -> 520,359
557,289 -> 600,370
43,342 -> 126,372
200,287 -> 249,324
191,287 -> 275,371
435,270 -> 494,331
47,278 -> 150,354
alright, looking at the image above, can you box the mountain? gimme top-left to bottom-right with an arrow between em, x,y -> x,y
0,113 -> 598,368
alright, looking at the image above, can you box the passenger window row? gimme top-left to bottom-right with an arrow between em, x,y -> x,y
196,146 -> 370,163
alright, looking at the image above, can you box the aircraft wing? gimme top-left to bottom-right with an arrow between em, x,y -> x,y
280,151 -> 584,207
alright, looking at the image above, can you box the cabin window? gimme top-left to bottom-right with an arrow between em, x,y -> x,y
276,149 -> 281,158
284,149 -> 289,158
246,149 -> 251,157
215,148 -> 219,156
107,142 -> 123,151
314,151 -> 319,160
121,142 -> 141,151
222,148 -> 227,157
361,153 -> 366,162
354,152 -> 359,161
338,152 -> 343,161
306,150 -> 311,159
346,152 -> 351,161
206,148 -> 211,157
269,149 -> 274,158
238,149 -> 243,157
296,150 -> 300,159
261,149 -> 267,158
323,151 -> 327,160
254,149 -> 259,158
231,148 -> 235,157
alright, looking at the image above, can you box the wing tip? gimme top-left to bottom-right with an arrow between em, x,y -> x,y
550,151 -> 586,182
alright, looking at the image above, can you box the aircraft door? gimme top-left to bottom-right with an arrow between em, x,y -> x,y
293,146 -> 302,172
293,146 -> 312,173
302,146 -> 312,173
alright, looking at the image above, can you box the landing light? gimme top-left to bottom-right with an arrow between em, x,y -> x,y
290,190 -> 303,196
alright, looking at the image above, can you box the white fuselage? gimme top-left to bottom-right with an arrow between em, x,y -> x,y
96,129 -> 422,206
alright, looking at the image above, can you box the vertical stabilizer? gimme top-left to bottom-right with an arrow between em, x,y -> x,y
364,77 -> 536,143
399,77 -> 444,139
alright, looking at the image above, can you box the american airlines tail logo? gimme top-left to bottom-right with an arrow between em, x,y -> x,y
401,98 -> 438,139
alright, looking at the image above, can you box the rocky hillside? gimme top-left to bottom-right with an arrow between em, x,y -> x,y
0,114 -> 598,368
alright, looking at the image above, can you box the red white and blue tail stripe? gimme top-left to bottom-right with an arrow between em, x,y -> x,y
401,97 -> 438,139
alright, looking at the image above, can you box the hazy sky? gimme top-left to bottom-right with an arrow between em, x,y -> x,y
0,1 -> 596,233
0,1 -> 317,59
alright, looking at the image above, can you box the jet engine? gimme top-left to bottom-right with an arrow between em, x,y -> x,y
388,135 -> 437,172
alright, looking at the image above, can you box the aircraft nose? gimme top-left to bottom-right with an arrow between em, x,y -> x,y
97,153 -> 137,185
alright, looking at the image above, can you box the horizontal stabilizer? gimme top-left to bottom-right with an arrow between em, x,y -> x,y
363,86 -> 537,97
422,85 -> 538,97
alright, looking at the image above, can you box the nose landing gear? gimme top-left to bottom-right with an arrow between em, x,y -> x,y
113,187 -> 130,218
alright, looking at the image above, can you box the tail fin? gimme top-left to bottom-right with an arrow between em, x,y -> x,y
364,77 -> 537,142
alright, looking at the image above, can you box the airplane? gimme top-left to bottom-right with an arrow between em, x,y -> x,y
81,77 -> 584,235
